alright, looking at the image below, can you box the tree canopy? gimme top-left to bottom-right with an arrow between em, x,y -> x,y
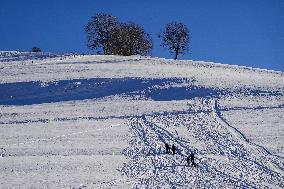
85,13 -> 152,56
159,21 -> 189,60
85,13 -> 119,55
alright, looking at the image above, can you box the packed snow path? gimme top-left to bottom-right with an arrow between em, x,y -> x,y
121,99 -> 284,188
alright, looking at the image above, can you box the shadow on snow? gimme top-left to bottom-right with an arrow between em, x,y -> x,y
0,78 -> 222,105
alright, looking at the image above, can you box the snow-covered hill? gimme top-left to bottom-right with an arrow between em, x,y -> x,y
0,52 -> 283,188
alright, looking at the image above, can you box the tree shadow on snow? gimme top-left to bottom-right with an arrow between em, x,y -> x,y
0,77 -> 222,105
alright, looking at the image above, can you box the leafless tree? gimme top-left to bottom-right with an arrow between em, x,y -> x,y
159,21 -> 189,60
86,13 -> 152,56
85,13 -> 119,54
110,22 -> 153,56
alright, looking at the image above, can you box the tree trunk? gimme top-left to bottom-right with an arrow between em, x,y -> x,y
174,49 -> 179,60
103,46 -> 107,55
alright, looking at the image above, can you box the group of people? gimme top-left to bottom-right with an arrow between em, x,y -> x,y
164,143 -> 197,167
165,143 -> 176,155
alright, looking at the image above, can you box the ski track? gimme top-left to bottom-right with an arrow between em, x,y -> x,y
121,99 -> 284,188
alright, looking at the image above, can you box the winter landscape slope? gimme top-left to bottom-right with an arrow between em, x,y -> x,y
0,52 -> 283,188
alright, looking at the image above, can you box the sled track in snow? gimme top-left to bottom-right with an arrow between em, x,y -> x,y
214,99 -> 284,161
121,100 -> 284,188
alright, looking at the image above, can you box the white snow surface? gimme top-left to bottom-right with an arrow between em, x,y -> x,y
0,52 -> 283,188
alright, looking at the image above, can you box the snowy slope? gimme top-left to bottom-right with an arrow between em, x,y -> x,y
0,52 -> 283,188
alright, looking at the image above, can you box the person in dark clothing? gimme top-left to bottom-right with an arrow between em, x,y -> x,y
165,143 -> 171,154
186,156 -> 190,166
189,152 -> 196,167
171,144 -> 176,155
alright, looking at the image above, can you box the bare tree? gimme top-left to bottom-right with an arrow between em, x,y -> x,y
85,13 -> 152,56
159,21 -> 189,60
110,22 -> 153,56
85,13 -> 119,54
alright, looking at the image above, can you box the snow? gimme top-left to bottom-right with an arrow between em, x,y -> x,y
0,52 -> 283,188
220,94 -> 284,157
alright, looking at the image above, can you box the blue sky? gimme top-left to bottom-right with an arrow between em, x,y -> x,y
0,0 -> 283,71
